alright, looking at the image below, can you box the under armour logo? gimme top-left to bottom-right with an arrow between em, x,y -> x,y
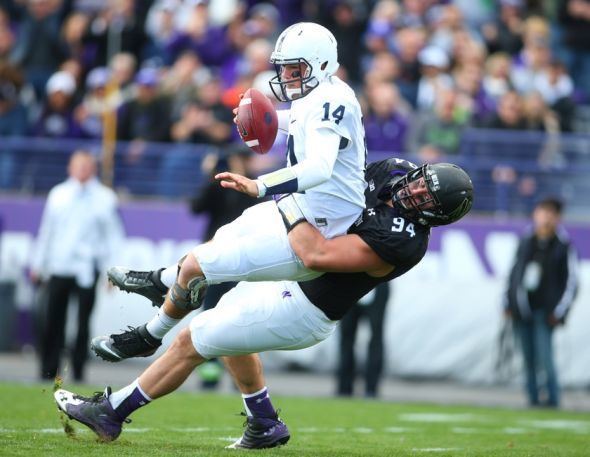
367,208 -> 376,216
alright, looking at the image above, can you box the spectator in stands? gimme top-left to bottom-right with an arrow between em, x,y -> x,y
482,52 -> 513,103
0,8 -> 15,61
243,2 -> 281,42
416,45 -> 453,111
321,0 -> 368,87
30,150 -> 124,382
453,62 -> 496,123
79,0 -> 148,68
164,0 -> 235,68
337,282 -> 391,398
484,90 -> 527,129
108,52 -> 138,104
60,11 -> 96,70
145,0 -> 180,61
363,81 -> 410,155
428,4 -> 466,57
74,67 -> 123,138
534,59 -> 576,131
522,91 -> 559,132
161,50 -> 208,121
31,70 -> 82,138
223,37 -> 273,93
504,197 -> 578,408
364,0 -> 399,55
117,67 -> 171,143
169,75 -> 232,146
363,50 -> 401,87
452,28 -> 487,68
9,0 -> 64,98
407,88 -> 470,157
160,75 -> 232,197
392,26 -> 427,107
481,0 -> 524,55
397,0 -> 429,29
511,16 -> 552,94
0,63 -> 27,189
557,0 -> 590,101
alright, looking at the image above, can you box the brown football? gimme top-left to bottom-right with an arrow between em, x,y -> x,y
236,88 -> 278,154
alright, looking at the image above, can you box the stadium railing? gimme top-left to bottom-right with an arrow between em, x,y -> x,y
2,131 -> 590,217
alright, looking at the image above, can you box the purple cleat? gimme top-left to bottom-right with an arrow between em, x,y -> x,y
227,414 -> 290,449
54,387 -> 129,442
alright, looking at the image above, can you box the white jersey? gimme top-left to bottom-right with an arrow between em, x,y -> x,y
285,76 -> 366,228
193,77 -> 368,286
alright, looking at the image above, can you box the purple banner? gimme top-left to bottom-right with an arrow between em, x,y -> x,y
1,196 -> 589,259
0,196 -> 207,241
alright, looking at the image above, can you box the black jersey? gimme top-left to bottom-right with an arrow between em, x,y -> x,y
298,158 -> 430,320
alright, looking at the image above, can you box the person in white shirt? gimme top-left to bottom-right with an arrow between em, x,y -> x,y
30,150 -> 124,381
93,22 -> 368,363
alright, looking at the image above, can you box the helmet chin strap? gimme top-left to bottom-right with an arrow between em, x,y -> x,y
285,77 -> 319,100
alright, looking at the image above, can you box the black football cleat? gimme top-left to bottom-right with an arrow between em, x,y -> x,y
91,324 -> 162,362
227,413 -> 290,449
107,267 -> 167,307
54,387 -> 130,442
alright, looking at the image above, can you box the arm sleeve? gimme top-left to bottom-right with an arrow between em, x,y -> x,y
256,127 -> 341,195
553,244 -> 579,320
30,191 -> 55,276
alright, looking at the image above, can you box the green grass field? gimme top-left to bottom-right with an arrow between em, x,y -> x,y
1,382 -> 589,457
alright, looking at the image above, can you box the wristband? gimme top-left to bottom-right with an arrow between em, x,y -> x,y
255,179 -> 267,198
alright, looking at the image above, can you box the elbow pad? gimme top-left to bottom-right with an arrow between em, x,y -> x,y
275,194 -> 306,232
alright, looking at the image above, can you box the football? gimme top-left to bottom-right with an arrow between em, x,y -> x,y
236,88 -> 278,154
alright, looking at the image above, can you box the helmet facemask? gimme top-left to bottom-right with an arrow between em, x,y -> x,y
391,166 -> 440,225
389,163 -> 473,226
269,58 -> 319,102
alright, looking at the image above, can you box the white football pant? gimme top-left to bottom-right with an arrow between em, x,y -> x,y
192,199 -> 359,284
190,280 -> 337,358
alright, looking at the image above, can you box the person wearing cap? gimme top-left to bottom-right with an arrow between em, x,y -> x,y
117,67 -> 171,143
74,67 -> 123,139
32,71 -> 83,139
416,45 -> 453,111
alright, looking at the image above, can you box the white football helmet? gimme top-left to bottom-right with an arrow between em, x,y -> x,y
269,22 -> 339,102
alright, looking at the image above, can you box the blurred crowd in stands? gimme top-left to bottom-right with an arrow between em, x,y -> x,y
0,0 -> 589,211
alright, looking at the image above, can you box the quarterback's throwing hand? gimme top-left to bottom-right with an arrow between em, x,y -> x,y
216,171 -> 259,197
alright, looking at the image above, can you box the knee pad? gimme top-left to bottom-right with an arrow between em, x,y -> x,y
169,276 -> 208,311
176,254 -> 187,276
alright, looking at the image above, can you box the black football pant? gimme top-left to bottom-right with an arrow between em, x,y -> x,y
337,283 -> 390,397
40,275 -> 97,382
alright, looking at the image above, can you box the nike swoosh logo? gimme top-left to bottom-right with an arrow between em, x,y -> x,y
96,340 -> 122,360
290,119 -> 296,124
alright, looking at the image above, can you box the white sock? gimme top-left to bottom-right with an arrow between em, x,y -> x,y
145,308 -> 181,339
160,264 -> 178,288
109,379 -> 152,409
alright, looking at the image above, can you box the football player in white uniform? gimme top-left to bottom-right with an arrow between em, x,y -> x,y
93,22 -> 368,362
55,161 -> 474,448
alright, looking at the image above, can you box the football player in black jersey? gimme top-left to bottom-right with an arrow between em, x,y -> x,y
55,159 -> 473,449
